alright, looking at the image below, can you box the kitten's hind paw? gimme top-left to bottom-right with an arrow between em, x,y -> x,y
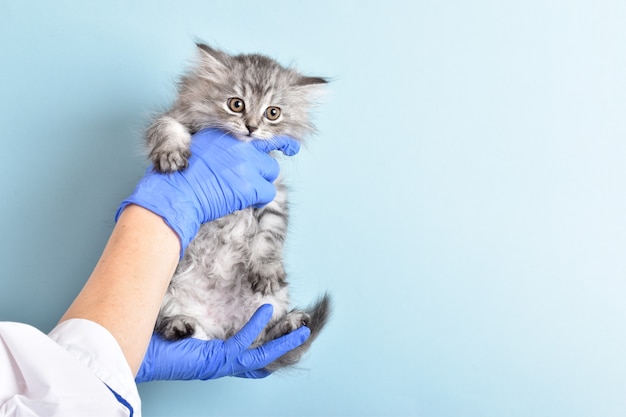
155,315 -> 198,340
258,294 -> 332,372
267,310 -> 311,340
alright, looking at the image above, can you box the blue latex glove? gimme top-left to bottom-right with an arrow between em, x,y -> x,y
116,128 -> 300,256
136,304 -> 311,382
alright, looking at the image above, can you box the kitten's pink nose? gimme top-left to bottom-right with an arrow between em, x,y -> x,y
246,124 -> 258,135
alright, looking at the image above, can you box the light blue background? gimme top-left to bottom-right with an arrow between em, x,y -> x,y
1,1 -> 625,416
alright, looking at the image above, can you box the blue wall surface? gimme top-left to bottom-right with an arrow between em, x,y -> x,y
2,1 -> 626,416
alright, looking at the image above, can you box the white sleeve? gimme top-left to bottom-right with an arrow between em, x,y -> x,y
0,319 -> 141,417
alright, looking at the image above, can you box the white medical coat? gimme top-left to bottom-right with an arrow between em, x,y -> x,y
0,319 -> 141,416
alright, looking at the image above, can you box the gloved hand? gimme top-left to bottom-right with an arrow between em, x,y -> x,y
135,304 -> 310,382
115,128 -> 300,257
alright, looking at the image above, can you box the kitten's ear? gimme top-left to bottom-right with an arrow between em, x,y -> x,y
195,43 -> 229,71
294,75 -> 329,104
295,76 -> 329,86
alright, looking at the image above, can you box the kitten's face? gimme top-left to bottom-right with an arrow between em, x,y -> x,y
179,44 -> 326,142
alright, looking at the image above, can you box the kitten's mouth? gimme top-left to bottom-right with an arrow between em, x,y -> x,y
233,132 -> 254,142
236,130 -> 271,142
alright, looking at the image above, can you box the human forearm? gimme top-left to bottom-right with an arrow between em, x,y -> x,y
60,204 -> 179,374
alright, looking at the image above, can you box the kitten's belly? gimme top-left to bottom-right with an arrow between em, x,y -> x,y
167,214 -> 289,340
174,268 -> 290,340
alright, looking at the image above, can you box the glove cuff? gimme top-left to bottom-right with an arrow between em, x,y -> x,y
115,177 -> 201,258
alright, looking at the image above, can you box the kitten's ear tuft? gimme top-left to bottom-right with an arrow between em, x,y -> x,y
195,42 -> 228,68
196,42 -> 217,56
295,76 -> 329,86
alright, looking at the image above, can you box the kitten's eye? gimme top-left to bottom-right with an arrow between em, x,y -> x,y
227,97 -> 245,113
264,106 -> 281,121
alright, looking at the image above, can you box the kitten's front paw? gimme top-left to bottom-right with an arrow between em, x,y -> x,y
248,269 -> 287,296
146,116 -> 192,173
151,148 -> 191,173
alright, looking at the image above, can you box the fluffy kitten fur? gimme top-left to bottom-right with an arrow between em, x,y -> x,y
148,43 -> 331,371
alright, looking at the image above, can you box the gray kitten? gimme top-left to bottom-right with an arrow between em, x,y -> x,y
147,43 -> 331,371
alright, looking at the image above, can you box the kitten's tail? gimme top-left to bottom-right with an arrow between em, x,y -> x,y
303,291 -> 332,342
266,292 -> 332,371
